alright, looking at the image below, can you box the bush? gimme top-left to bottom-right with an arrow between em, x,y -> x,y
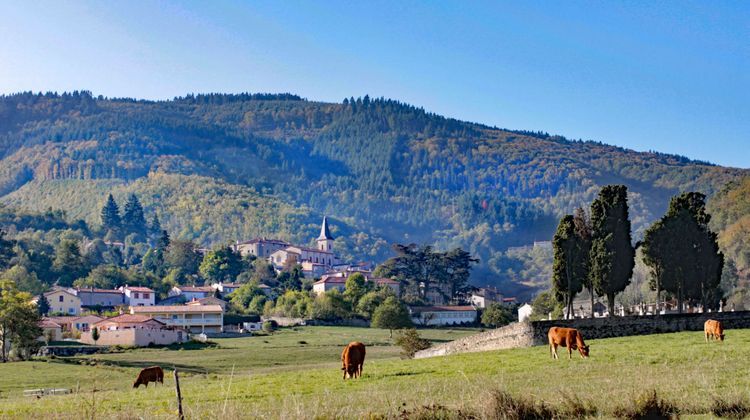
394,328 -> 431,359
614,389 -> 678,419
262,320 -> 277,333
484,390 -> 556,420
712,396 -> 750,419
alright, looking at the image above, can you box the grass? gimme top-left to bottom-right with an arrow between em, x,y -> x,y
0,326 -> 748,418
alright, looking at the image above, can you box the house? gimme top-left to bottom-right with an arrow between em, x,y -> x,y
470,286 -> 503,308
44,316 -> 79,332
157,295 -> 187,306
409,306 -> 478,326
38,318 -> 63,342
270,245 -> 338,272
71,315 -> 105,333
80,314 -> 188,347
119,285 -> 155,306
186,296 -> 228,311
372,278 -> 400,295
300,261 -> 328,278
211,282 -> 242,295
74,287 -> 125,309
311,276 -> 400,296
518,303 -> 533,322
130,304 -> 224,333
33,287 -> 81,316
168,285 -> 214,301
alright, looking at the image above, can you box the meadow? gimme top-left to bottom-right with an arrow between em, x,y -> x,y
0,326 -> 748,419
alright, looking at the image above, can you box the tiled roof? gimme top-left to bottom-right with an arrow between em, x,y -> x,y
75,287 -> 124,295
313,277 -> 347,285
175,286 -> 214,293
123,286 -> 155,293
409,306 -> 477,313
39,318 -> 62,328
131,305 -> 223,314
96,314 -> 163,325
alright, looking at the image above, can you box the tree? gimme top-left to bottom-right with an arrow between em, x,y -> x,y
122,194 -> 147,237
100,194 -> 121,234
148,215 -> 162,242
573,207 -> 594,317
157,230 -> 171,251
310,290 -> 351,321
74,265 -> 130,289
589,185 -> 635,316
36,293 -> 50,316
53,240 -> 88,287
0,266 -> 44,295
371,296 -> 412,337
91,327 -> 100,345
552,215 -> 586,319
164,240 -> 201,276
344,273 -> 370,306
0,230 -> 14,271
642,219 -> 675,313
530,290 -> 563,321
481,303 -> 513,328
394,328 -> 431,358
0,280 -> 42,361
356,287 -> 396,319
199,246 -> 244,284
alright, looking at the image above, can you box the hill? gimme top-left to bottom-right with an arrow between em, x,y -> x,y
0,91 -> 747,296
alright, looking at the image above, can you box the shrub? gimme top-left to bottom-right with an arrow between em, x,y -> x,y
262,320 -> 277,333
614,389 -> 678,419
394,328 -> 431,359
484,390 -> 556,420
712,396 -> 750,419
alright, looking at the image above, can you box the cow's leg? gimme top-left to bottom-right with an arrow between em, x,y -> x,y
705,331 -> 709,342
568,345 -> 572,360
551,343 -> 558,360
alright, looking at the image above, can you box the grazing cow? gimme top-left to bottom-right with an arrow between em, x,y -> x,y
133,366 -> 164,388
341,341 -> 366,379
704,319 -> 725,342
548,327 -> 590,360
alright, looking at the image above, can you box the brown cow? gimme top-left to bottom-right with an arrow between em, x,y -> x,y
548,327 -> 590,360
133,366 -> 164,388
704,319 -> 725,342
341,341 -> 366,379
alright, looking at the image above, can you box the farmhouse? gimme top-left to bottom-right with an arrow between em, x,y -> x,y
38,318 -> 63,342
410,306 -> 478,326
130,304 -> 224,333
80,314 -> 188,347
32,287 -> 81,315
211,282 -> 242,295
186,296 -> 228,311
311,275 -> 400,295
119,285 -> 155,306
74,287 -> 125,309
168,285 -> 214,301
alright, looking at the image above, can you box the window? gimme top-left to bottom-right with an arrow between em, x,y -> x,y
133,292 -> 139,299
143,293 -> 150,299
68,308 -> 75,314
59,295 -> 64,302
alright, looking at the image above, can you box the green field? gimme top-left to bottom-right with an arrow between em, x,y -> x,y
0,326 -> 748,419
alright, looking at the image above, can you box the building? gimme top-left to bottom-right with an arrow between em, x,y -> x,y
518,303 -> 533,322
470,286 -> 503,308
311,276 -> 400,296
130,305 -> 224,333
168,285 -> 214,301
409,306 -> 478,326
119,285 -> 155,306
81,314 -> 188,347
233,238 -> 290,259
74,287 -> 125,309
38,318 -> 63,342
300,261 -> 328,278
270,245 -> 338,271
211,282 -> 243,295
157,295 -> 187,306
33,287 -> 81,316
71,315 -> 105,333
186,296 -> 228,312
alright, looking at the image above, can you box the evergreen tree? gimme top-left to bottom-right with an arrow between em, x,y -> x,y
573,207 -> 594,317
148,215 -> 162,241
122,194 -> 146,237
100,194 -> 121,234
0,230 -> 14,271
588,185 -> 635,316
552,215 -> 585,318
53,240 -> 88,287
91,327 -> 100,345
157,230 -> 170,250
36,293 -> 50,316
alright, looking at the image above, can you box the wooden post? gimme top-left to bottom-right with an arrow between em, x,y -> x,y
174,369 -> 184,420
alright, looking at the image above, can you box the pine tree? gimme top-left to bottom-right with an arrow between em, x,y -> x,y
589,185 -> 635,316
100,194 -> 121,234
157,230 -> 170,251
122,194 -> 146,236
149,215 -> 162,237
36,294 -> 50,316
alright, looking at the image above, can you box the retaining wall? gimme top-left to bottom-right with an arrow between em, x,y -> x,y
414,310 -> 750,359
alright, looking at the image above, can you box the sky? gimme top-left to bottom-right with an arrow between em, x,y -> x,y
1,1 -> 748,168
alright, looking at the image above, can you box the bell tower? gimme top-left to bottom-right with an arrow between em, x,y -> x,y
316,216 -> 334,252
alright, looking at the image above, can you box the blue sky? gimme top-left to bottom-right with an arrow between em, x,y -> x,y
1,1 -> 748,167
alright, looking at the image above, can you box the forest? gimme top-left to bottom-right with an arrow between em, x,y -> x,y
0,91 -> 748,298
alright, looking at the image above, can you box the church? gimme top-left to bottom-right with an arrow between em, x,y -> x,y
233,217 -> 341,278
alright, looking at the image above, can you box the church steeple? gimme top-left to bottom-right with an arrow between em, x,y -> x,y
316,216 -> 334,251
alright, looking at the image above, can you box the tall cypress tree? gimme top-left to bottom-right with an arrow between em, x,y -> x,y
122,194 -> 146,236
552,215 -> 583,319
100,194 -> 121,234
589,185 -> 635,316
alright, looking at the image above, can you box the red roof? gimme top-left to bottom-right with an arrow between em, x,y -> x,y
75,287 -> 124,295
96,314 -> 164,325
123,286 -> 155,293
131,305 -> 224,314
313,277 -> 347,285
39,318 -> 62,328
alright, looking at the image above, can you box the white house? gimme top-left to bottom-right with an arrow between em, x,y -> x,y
409,306 -> 478,326
470,286 -> 503,308
312,276 -> 400,296
168,285 -> 214,301
518,303 -> 533,322
120,285 -> 156,306
130,304 -> 224,334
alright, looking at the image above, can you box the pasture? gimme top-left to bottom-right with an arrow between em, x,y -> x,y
0,326 -> 748,418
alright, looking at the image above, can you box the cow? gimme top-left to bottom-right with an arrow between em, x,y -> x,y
548,327 -> 590,360
133,366 -> 164,388
341,341 -> 366,379
704,319 -> 725,342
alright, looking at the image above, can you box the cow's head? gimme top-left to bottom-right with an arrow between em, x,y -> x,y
719,333 -> 725,341
579,345 -> 590,358
133,380 -> 141,388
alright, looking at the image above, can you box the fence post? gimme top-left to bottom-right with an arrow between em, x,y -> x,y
174,369 -> 184,420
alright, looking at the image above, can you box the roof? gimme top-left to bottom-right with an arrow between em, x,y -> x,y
39,318 -> 62,328
258,284 -> 272,289
45,316 -> 79,324
409,306 -> 477,313
317,216 -> 334,240
131,305 -> 224,314
217,282 -> 243,288
372,278 -> 399,285
174,285 -> 214,293
313,277 -> 347,285
285,245 -> 335,255
43,287 -> 78,298
186,297 -> 227,306
74,315 -> 105,323
235,238 -> 290,246
122,286 -> 155,293
75,287 -> 124,295
96,314 -> 164,325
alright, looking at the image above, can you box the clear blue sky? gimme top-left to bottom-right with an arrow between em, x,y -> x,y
1,1 -> 748,167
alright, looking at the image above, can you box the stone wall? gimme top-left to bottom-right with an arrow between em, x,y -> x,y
415,311 -> 750,359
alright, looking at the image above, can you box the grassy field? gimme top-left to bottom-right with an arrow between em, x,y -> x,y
0,326 -> 748,418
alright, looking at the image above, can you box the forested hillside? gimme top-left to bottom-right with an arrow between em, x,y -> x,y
0,91 -> 746,296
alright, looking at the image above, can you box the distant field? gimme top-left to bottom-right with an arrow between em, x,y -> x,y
1,326 -> 748,418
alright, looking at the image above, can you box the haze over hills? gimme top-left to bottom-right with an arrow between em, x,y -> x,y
0,91 -> 747,298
